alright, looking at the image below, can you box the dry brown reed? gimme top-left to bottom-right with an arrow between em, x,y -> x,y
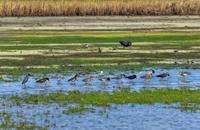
0,0 -> 200,16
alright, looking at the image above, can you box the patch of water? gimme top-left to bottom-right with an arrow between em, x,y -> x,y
1,102 -> 200,130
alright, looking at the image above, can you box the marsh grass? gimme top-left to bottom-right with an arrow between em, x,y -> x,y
0,112 -> 46,130
166,103 -> 200,112
3,34 -> 200,44
64,106 -> 95,114
10,88 -> 200,107
0,0 -> 200,16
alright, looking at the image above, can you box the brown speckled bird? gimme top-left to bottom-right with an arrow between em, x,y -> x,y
141,71 -> 153,79
36,78 -> 49,83
179,71 -> 191,76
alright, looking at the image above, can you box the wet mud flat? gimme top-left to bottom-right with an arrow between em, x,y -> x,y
1,16 -> 200,31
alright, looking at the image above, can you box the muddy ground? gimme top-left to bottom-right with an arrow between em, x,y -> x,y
0,16 -> 200,31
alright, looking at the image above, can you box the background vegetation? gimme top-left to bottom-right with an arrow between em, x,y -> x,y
0,0 -> 200,16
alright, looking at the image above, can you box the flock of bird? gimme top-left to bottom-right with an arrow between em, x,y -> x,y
21,41 -> 192,86
22,69 -> 192,86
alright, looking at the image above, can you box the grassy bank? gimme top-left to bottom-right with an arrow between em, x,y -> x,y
0,0 -> 200,16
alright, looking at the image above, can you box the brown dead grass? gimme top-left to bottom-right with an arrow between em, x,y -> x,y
0,0 -> 200,16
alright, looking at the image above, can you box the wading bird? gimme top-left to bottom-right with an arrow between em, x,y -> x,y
123,74 -> 137,79
179,71 -> 191,76
156,73 -> 170,78
83,75 -> 94,82
99,77 -> 110,82
147,69 -> 155,74
36,78 -> 49,83
119,41 -> 132,47
68,73 -> 78,82
22,73 -> 31,85
141,71 -> 154,79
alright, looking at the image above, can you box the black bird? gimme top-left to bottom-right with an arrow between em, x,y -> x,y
119,41 -> 132,47
68,73 -> 78,82
36,78 -> 49,83
123,74 -> 137,79
22,73 -> 31,85
156,73 -> 170,78
98,47 -> 102,53
99,77 -> 111,82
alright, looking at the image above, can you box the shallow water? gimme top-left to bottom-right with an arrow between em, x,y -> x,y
0,68 -> 200,95
1,102 -> 200,130
1,69 -> 200,129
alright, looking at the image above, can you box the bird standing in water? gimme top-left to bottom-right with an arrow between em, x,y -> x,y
68,73 -> 78,82
36,78 -> 49,83
83,75 -> 94,83
156,73 -> 170,78
99,77 -> 111,82
119,41 -> 132,47
123,74 -> 137,79
141,71 -> 154,79
179,71 -> 191,76
22,74 -> 31,85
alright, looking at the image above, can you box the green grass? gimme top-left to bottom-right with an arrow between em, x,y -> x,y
0,123 -> 46,130
0,31 -> 199,75
2,33 -> 200,44
10,88 -> 200,107
167,103 -> 200,112
0,63 -> 199,75
0,112 -> 46,130
64,106 -> 95,114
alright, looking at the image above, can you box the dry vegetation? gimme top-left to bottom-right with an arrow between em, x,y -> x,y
0,0 -> 200,16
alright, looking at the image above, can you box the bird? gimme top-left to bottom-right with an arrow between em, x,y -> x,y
98,47 -> 102,53
82,75 -> 94,82
119,41 -> 132,47
179,71 -> 191,76
82,44 -> 89,49
22,73 -> 31,85
156,73 -> 170,78
123,74 -> 137,79
99,77 -> 110,82
36,78 -> 49,83
68,73 -> 78,82
174,50 -> 178,53
146,69 -> 155,74
140,71 -> 153,79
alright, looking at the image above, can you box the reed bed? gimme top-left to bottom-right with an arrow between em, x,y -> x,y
0,0 -> 200,16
